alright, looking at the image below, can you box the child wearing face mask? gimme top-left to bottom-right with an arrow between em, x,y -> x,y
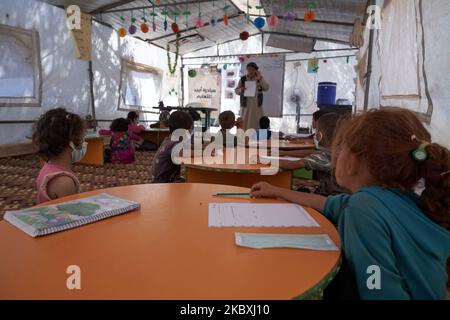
251,108 -> 450,300
279,112 -> 348,195
33,108 -> 87,204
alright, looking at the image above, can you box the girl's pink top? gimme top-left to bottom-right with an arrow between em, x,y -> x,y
36,162 -> 80,204
128,123 -> 146,135
99,129 -> 140,164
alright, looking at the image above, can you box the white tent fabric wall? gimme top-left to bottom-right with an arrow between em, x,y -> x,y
0,0 -> 181,144
184,37 -> 357,133
356,0 -> 450,149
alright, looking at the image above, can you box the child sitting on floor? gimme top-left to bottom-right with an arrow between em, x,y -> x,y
279,112 -> 349,195
99,118 -> 140,164
151,111 -> 194,183
150,110 -> 170,129
127,111 -> 158,151
251,108 -> 450,300
33,108 -> 86,204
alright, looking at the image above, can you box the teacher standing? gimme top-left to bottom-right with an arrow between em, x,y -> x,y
234,62 -> 269,130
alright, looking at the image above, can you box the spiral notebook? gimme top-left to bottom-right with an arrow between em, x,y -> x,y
4,194 -> 140,237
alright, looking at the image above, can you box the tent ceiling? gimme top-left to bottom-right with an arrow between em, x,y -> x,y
41,0 -> 367,54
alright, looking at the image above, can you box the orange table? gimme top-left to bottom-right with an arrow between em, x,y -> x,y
141,128 -> 170,145
79,136 -> 106,166
0,184 -> 341,300
181,148 -> 292,189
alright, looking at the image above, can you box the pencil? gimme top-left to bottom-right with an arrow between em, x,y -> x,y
213,193 -> 251,196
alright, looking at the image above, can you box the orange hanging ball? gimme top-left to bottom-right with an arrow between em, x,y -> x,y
304,10 -> 316,22
223,14 -> 229,26
117,27 -> 127,37
141,23 -> 149,33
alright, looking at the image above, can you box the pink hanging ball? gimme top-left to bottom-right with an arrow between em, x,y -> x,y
195,18 -> 204,28
267,15 -> 279,27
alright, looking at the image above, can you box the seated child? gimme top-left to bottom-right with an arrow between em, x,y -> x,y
214,110 -> 238,148
279,112 -> 349,195
127,111 -> 158,151
151,111 -> 194,183
251,108 -> 450,300
150,110 -> 170,128
32,108 -> 86,204
99,118 -> 140,164
256,116 -> 272,140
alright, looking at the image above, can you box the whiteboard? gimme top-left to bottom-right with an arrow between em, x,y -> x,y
240,55 -> 285,117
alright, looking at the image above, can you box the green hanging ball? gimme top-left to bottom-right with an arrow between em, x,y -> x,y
188,69 -> 197,78
223,64 -> 228,70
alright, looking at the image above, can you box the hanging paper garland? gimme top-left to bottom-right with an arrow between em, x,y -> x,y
171,10 -> 180,33
162,9 -> 169,31
210,0 -> 218,27
195,2 -> 204,28
150,3 -> 158,32
267,0 -> 278,27
267,15 -> 279,27
283,0 -> 296,21
188,69 -> 197,78
183,3 -> 191,28
118,16 -> 127,37
167,33 -> 180,75
304,2 -> 316,22
253,2 -> 265,28
223,0 -> 230,26
129,11 -> 137,34
141,9 -> 149,33
118,27 -> 127,37
239,31 -> 250,41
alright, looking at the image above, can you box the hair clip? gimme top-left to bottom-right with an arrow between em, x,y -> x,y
66,113 -> 72,120
411,134 -> 430,162
440,169 -> 450,176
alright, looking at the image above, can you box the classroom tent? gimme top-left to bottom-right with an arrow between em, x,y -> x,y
0,0 -> 366,146
355,0 -> 450,149
5,0 -> 449,147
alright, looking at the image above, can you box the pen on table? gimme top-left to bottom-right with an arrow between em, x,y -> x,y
213,193 -> 251,197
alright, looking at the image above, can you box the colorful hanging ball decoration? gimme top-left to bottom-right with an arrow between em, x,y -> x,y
141,23 -> 149,33
195,17 -> 205,28
283,11 -> 296,22
129,24 -> 137,34
210,16 -> 218,26
188,69 -> 197,78
304,10 -> 316,22
267,15 -> 279,27
223,64 -> 228,70
171,23 -> 179,33
253,17 -> 266,28
117,27 -> 127,37
239,56 -> 245,62
223,14 -> 229,26
239,31 -> 250,41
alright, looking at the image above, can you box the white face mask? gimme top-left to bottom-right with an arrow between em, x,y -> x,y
313,132 -> 322,150
69,141 -> 88,163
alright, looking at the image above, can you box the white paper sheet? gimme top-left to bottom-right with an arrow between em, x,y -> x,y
208,203 -> 319,227
244,81 -> 257,97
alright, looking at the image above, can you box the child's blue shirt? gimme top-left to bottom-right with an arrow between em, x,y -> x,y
324,186 -> 450,299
